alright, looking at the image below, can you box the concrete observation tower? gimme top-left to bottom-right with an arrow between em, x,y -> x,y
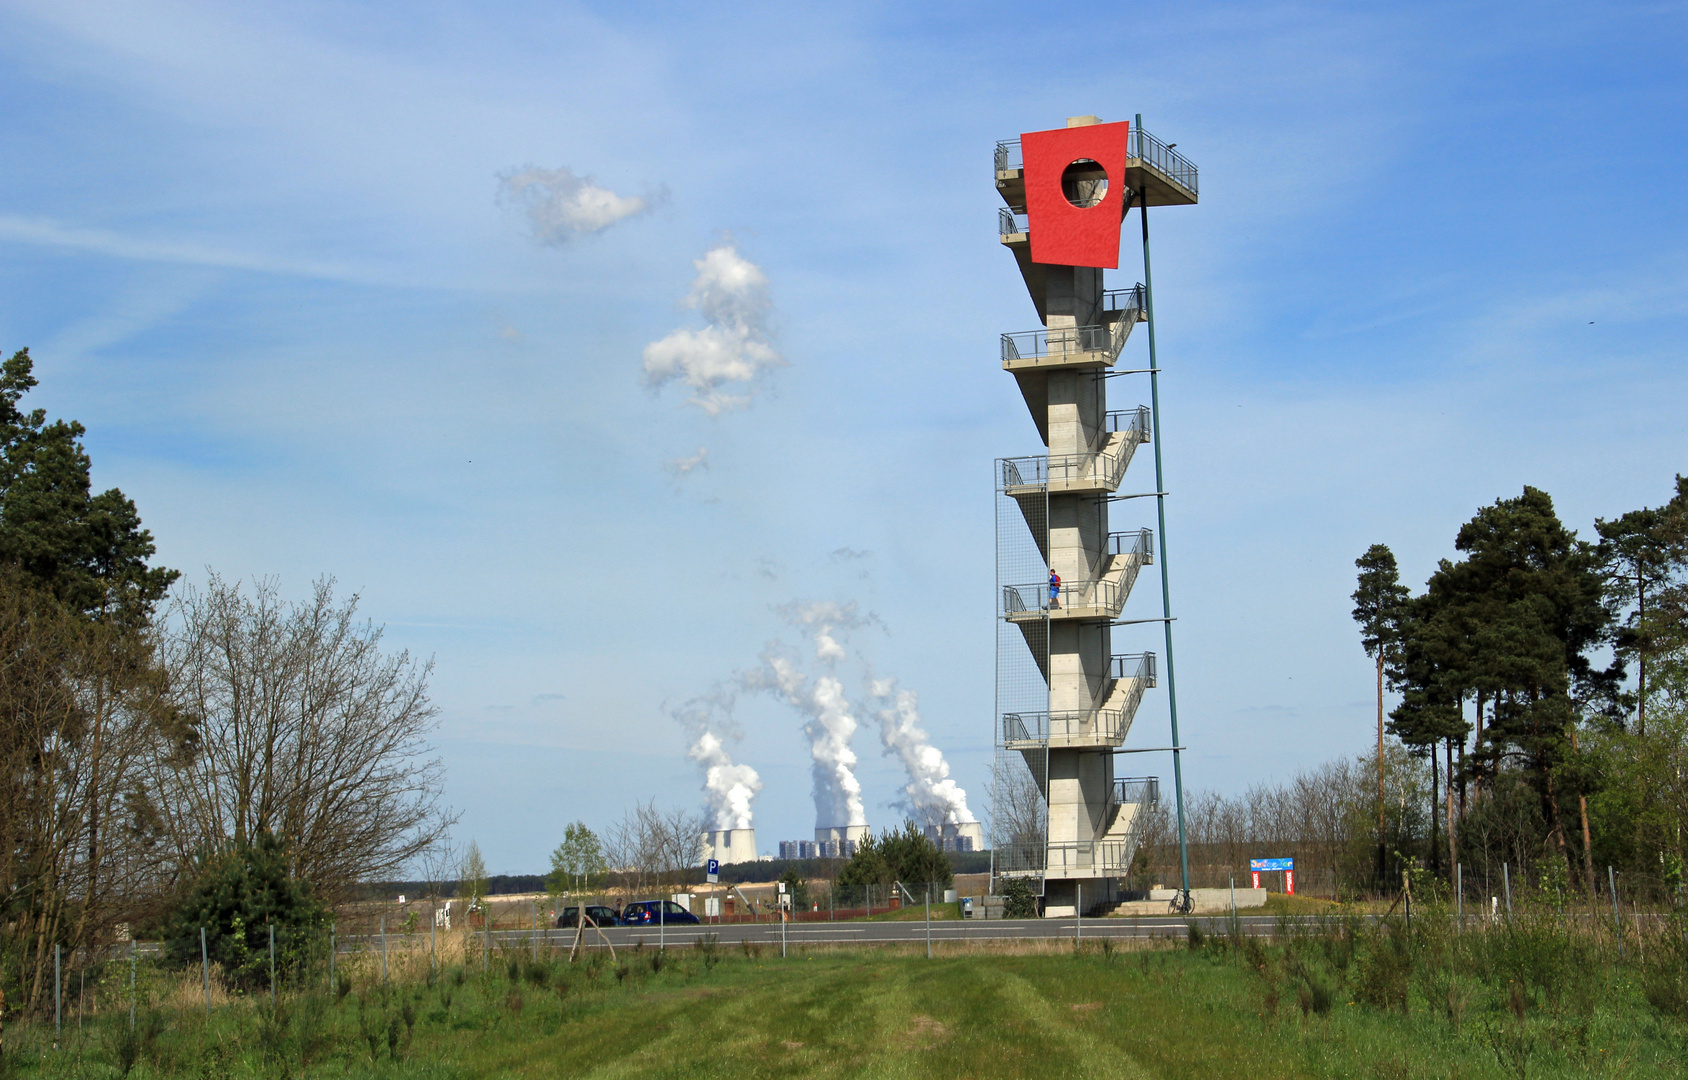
990,115 -> 1197,917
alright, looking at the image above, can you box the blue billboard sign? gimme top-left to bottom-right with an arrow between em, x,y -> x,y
1249,858 -> 1294,872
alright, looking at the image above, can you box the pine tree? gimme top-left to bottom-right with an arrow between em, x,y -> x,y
1596,475 -> 1688,736
1438,487 -> 1615,893
1353,543 -> 1410,885
0,348 -> 177,623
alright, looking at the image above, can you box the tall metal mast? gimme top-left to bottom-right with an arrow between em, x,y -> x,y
1136,113 -> 1192,911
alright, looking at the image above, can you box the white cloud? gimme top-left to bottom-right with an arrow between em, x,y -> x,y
665,447 -> 709,478
496,165 -> 657,244
641,244 -> 783,415
0,213 -> 383,282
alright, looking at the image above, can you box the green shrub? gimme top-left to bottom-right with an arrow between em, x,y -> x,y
1640,915 -> 1688,1019
161,830 -> 328,991
694,934 -> 720,971
1355,925 -> 1412,1013
1002,879 -> 1037,918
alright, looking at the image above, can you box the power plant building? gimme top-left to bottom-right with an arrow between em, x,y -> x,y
925,821 -> 986,853
778,837 -> 859,860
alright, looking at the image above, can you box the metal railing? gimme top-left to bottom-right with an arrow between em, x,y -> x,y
995,139 -> 1021,175
1002,310 -> 1147,367
1001,324 -> 1110,363
998,436 -> 1141,493
1002,707 -> 1128,746
1104,405 -> 1151,439
1002,575 -> 1125,618
998,207 -> 1028,236
993,839 -> 1045,876
1105,530 -> 1153,608
1043,840 -> 1138,874
1002,532 -> 1150,618
1102,283 -> 1146,323
1112,776 -> 1160,809
999,653 -> 1157,748
999,456 -> 1044,490
992,129 -> 1196,198
993,812 -> 1157,878
1133,126 -> 1198,197
1108,652 -> 1157,684
1106,528 -> 1154,559
1107,653 -> 1157,739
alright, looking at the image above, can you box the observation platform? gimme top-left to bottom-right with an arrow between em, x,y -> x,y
1000,286 -> 1146,373
994,126 -> 1198,211
994,127 -> 1195,321
997,414 -> 1150,498
1001,530 -> 1154,624
1000,654 -> 1157,751
995,779 -> 1160,881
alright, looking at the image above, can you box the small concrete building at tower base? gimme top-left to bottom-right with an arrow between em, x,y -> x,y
698,828 -> 757,866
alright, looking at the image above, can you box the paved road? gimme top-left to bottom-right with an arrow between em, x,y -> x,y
385,914 -> 1288,955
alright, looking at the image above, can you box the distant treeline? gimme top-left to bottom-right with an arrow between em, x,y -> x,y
359,852 -> 992,900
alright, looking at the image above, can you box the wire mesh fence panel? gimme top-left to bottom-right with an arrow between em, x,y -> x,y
994,462 -> 1050,892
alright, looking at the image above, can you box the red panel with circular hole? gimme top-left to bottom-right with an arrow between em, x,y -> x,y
1022,120 -> 1130,269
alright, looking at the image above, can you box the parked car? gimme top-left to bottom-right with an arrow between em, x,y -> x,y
555,905 -> 620,929
620,900 -> 699,926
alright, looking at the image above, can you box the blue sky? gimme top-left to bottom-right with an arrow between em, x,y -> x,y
2,1 -> 1685,874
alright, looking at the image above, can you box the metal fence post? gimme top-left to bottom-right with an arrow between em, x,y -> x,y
54,943 -> 61,1049
330,924 -> 336,995
129,939 -> 137,1032
925,884 -> 932,960
431,906 -> 437,970
1609,866 -> 1623,959
532,900 -> 539,963
1456,864 -> 1463,933
1076,883 -> 1082,947
483,907 -> 489,973
268,923 -> 277,1005
1503,863 -> 1512,916
200,927 -> 211,1012
381,916 -> 388,983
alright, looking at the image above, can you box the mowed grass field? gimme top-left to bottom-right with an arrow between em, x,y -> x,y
8,934 -> 1686,1078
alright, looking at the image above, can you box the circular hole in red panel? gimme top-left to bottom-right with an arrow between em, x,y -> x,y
1061,159 -> 1110,208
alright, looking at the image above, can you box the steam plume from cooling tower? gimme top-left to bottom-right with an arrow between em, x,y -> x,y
748,653 -> 867,830
641,243 -> 782,416
870,678 -> 976,827
776,599 -> 872,663
674,694 -> 762,831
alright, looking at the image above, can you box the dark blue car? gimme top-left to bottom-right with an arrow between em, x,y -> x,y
620,900 -> 699,926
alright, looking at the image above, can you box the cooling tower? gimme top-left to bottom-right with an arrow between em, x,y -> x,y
698,828 -> 758,866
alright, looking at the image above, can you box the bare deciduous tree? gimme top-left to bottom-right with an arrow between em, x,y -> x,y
458,840 -> 487,906
602,800 -> 702,895
153,575 -> 452,900
990,752 -> 1048,874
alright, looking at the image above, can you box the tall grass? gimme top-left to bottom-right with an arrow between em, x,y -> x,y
3,914 -> 1684,1079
